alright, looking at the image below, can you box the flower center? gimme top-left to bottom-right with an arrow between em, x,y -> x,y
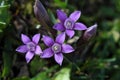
64,18 -> 74,29
52,43 -> 61,53
27,42 -> 36,52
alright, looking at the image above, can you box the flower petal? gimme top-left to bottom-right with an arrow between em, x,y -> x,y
74,22 -> 87,30
62,44 -> 74,53
66,30 -> 75,38
25,51 -> 34,63
35,45 -> 42,55
57,9 -> 67,23
42,35 -> 54,47
32,33 -> 40,44
56,32 -> 65,44
69,11 -> 81,22
16,45 -> 28,53
21,34 -> 31,44
54,53 -> 63,66
53,23 -> 65,31
41,47 -> 54,58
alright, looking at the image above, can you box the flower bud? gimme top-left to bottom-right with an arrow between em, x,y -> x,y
33,0 -> 56,37
33,0 -> 50,27
83,24 -> 97,41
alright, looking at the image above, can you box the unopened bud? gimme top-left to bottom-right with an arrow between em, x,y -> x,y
83,24 -> 97,41
33,0 -> 50,27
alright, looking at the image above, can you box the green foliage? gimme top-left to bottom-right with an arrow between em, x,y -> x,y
31,66 -> 58,80
12,76 -> 30,80
0,1 -> 10,32
54,68 -> 71,80
31,72 -> 50,80
54,0 -> 68,8
0,0 -> 120,80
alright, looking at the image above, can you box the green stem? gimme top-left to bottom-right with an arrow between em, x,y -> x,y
64,56 -> 81,71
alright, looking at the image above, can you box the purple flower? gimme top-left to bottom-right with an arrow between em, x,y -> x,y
16,34 -> 42,63
53,10 -> 87,38
41,33 -> 74,65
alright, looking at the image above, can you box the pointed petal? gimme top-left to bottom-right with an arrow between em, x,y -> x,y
53,23 -> 65,31
16,45 -> 28,53
56,32 -> 65,44
21,34 -> 31,44
32,33 -> 40,44
35,45 -> 42,55
57,9 -> 67,23
62,44 -> 74,53
25,51 -> 34,63
69,11 -> 81,22
42,35 -> 54,47
54,53 -> 63,66
66,30 -> 75,38
41,48 -> 53,58
74,22 -> 87,30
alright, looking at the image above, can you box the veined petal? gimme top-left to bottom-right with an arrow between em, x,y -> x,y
54,53 -> 63,66
62,44 -> 74,53
69,11 -> 81,22
66,30 -> 75,38
25,51 -> 34,63
57,9 -> 67,23
74,22 -> 87,30
53,23 -> 65,31
32,33 -> 40,44
41,47 -> 53,58
21,34 -> 31,44
16,45 -> 28,53
56,32 -> 65,44
42,35 -> 54,47
35,45 -> 42,55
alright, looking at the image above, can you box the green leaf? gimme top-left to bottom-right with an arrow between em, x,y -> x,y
12,76 -> 30,80
30,56 -> 46,76
48,10 -> 56,24
0,5 -> 10,8
2,38 -> 14,78
0,2 -> 11,32
0,22 -> 6,25
31,72 -> 50,80
31,65 -> 58,80
115,0 -> 120,12
54,0 -> 67,8
0,4 -> 10,23
54,68 -> 71,80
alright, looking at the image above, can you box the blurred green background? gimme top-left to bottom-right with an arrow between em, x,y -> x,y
0,0 -> 120,80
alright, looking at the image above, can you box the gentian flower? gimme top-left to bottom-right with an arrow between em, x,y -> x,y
41,33 -> 74,65
16,34 -> 42,63
53,10 -> 87,38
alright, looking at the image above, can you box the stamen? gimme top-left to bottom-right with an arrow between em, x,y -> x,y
66,21 -> 72,28
52,43 -> 61,53
54,45 -> 59,51
27,42 -> 36,51
64,18 -> 74,29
